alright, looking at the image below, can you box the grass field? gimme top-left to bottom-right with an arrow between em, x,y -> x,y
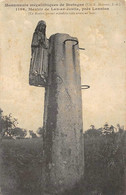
1,138 -> 43,195
0,131 -> 125,195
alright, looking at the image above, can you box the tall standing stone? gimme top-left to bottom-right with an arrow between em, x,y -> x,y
42,33 -> 84,194
29,21 -> 84,194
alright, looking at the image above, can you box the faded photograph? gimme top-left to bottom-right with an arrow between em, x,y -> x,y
0,0 -> 126,194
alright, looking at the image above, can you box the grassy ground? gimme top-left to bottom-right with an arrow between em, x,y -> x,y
0,132 -> 125,195
1,138 -> 43,195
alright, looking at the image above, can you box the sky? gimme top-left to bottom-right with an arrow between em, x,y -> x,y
0,0 -> 126,132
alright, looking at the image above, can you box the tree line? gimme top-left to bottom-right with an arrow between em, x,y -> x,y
0,107 -> 126,194
0,108 -> 38,140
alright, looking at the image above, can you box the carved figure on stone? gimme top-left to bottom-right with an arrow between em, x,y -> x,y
29,20 -> 49,87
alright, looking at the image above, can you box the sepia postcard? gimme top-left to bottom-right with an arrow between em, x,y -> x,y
0,0 -> 126,194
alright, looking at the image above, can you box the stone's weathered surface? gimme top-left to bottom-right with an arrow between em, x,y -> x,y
42,33 -> 84,194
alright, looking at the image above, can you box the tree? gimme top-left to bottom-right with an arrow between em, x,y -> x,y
0,108 -> 4,138
0,108 -> 29,140
84,125 -> 102,137
117,124 -> 124,133
29,130 -> 37,138
84,124 -> 126,195
90,125 -> 95,130
0,108 -> 18,139
37,127 -> 44,137
10,128 -> 27,139
102,123 -> 115,135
